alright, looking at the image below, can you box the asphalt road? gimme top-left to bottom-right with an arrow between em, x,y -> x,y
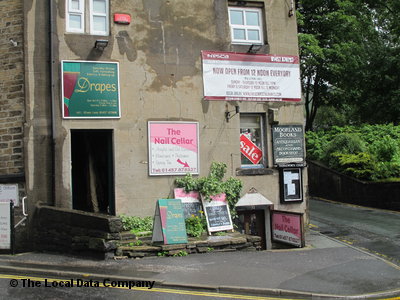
309,198 -> 400,266
0,274 -> 300,300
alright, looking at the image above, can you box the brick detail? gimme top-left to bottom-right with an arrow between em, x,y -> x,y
0,0 -> 24,175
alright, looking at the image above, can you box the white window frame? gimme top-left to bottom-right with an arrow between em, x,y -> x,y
66,0 -> 109,36
66,0 -> 85,33
240,114 -> 266,169
228,7 -> 264,45
89,0 -> 109,36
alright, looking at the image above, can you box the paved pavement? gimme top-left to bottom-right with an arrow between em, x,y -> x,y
0,231 -> 399,299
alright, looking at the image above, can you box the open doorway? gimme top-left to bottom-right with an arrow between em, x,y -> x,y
71,130 -> 115,215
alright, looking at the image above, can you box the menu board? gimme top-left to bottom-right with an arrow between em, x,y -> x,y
174,188 -> 202,219
202,193 -> 233,233
152,199 -> 188,245
272,125 -> 305,166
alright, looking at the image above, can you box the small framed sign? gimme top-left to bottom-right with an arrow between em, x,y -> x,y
202,193 -> 233,234
272,124 -> 305,167
280,168 -> 303,203
271,211 -> 304,248
0,202 -> 14,253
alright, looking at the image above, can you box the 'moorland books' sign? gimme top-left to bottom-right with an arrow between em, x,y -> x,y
201,51 -> 301,102
272,125 -> 305,166
62,61 -> 120,118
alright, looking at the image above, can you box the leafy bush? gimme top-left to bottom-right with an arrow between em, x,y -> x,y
185,215 -> 206,237
322,133 -> 366,168
119,215 -> 153,233
306,124 -> 400,181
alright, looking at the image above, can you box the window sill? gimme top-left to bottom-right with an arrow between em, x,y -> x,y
236,168 -> 274,176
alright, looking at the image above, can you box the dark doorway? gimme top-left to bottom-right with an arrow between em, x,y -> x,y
71,130 -> 115,215
238,210 -> 266,250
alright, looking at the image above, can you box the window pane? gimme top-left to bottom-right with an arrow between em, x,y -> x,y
93,0 -> 106,13
93,16 -> 106,32
69,14 -> 82,29
230,10 -> 244,25
240,115 -> 263,166
71,0 -> 80,10
248,30 -> 260,41
246,11 -> 260,26
233,29 -> 245,40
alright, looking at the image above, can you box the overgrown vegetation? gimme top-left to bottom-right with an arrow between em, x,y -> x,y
175,162 -> 243,220
119,215 -> 153,234
306,124 -> 400,181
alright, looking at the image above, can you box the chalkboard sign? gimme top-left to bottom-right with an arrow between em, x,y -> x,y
174,188 -> 202,219
152,199 -> 188,245
272,125 -> 305,167
202,194 -> 233,234
205,205 -> 231,227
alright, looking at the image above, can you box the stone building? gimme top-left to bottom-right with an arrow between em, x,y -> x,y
6,0 -> 307,251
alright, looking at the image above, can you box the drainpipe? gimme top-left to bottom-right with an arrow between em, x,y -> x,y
49,0 -> 56,206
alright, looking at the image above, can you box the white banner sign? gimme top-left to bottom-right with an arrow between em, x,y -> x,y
202,51 -> 301,102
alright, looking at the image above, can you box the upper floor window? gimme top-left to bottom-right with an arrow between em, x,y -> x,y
228,7 -> 263,45
66,0 -> 109,36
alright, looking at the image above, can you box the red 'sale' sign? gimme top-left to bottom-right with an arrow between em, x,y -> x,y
240,134 -> 263,164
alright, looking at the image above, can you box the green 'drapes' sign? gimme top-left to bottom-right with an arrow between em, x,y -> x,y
152,199 -> 188,245
62,61 -> 120,118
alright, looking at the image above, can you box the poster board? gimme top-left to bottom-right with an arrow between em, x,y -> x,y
173,188 -> 202,219
202,193 -> 233,234
201,51 -> 301,102
271,211 -> 304,247
148,121 -> 199,176
280,168 -> 303,203
0,184 -> 19,207
272,125 -> 305,167
0,202 -> 13,251
152,199 -> 188,245
61,60 -> 120,118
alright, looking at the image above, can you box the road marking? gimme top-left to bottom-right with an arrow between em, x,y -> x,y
308,223 -> 318,229
0,273 -> 303,300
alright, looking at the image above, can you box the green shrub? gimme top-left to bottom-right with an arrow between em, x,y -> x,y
322,133 -> 366,168
334,152 -> 376,180
119,215 -> 153,233
369,135 -> 399,162
185,215 -> 206,237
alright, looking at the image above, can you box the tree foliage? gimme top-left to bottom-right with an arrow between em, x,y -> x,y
298,0 -> 400,130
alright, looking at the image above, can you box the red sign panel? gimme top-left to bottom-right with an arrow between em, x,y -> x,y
240,134 -> 263,165
114,14 -> 131,24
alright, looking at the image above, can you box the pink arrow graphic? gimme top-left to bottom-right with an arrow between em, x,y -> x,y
177,159 -> 189,168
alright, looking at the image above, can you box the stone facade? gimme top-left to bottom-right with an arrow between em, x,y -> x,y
0,0 -> 25,178
23,0 -> 308,247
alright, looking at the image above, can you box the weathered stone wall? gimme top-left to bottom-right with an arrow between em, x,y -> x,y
33,204 -> 123,259
0,0 -> 25,178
